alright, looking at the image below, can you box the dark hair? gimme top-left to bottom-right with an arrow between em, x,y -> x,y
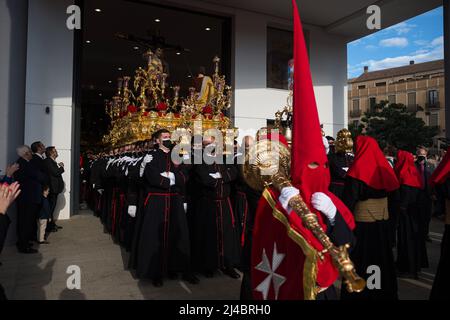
31,141 -> 43,153
153,129 -> 170,140
45,146 -> 56,158
198,66 -> 206,75
42,185 -> 50,192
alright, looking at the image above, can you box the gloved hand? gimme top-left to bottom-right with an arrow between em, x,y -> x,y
160,172 -> 176,186
209,172 -> 222,179
311,192 -> 336,225
139,155 -> 153,177
128,205 -> 137,218
143,154 -> 153,163
168,172 -> 175,186
97,189 -> 104,195
278,186 -> 299,213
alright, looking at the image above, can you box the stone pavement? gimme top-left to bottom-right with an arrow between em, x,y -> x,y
0,210 -> 241,300
0,210 -> 445,300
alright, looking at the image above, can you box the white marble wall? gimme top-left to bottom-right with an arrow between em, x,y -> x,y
24,0 -> 75,220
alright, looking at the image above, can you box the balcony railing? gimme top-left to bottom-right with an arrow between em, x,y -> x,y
349,109 -> 361,118
426,101 -> 440,110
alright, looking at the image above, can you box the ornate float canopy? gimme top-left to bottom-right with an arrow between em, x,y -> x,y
102,50 -> 236,147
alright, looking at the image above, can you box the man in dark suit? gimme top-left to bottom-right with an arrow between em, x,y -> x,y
14,145 -> 46,253
44,146 -> 65,231
415,146 -> 435,268
30,141 -> 48,183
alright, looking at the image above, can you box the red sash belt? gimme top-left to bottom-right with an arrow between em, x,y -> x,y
144,192 -> 178,206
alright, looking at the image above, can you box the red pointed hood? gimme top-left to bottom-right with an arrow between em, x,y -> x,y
347,136 -> 400,192
288,0 -> 355,288
430,147 -> 450,186
394,150 -> 422,188
291,0 -> 329,204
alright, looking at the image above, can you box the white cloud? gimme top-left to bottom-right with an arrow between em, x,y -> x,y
431,36 -> 443,47
379,37 -> 409,48
365,45 -> 377,50
361,46 -> 443,71
414,40 -> 428,46
348,44 -> 443,78
383,22 -> 416,35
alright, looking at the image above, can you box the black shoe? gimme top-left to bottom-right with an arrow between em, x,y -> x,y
223,268 -> 240,279
37,241 -> 50,245
204,271 -> 214,278
152,278 -> 163,287
182,273 -> 200,285
18,247 -> 38,254
168,272 -> 178,280
56,225 -> 63,230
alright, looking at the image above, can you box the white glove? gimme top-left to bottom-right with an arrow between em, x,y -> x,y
183,203 -> 188,213
139,155 -> 153,178
97,189 -> 104,195
209,172 -> 222,179
168,172 -> 175,186
342,167 -> 349,172
160,172 -> 176,186
278,186 -> 299,214
311,192 -> 336,225
143,154 -> 153,163
128,205 -> 137,218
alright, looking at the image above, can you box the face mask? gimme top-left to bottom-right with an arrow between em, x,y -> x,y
162,139 -> 173,149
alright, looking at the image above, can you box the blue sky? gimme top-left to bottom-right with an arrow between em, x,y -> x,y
347,6 -> 444,79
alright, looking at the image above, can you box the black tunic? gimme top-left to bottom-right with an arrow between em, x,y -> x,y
133,149 -> 191,279
340,177 -> 398,300
328,152 -> 354,199
192,161 -> 240,272
396,185 -> 422,277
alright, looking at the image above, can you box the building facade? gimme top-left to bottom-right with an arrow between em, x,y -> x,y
348,60 -> 446,139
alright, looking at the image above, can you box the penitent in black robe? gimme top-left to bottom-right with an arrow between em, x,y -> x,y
191,161 -> 240,273
396,184 -> 422,278
132,149 -> 191,280
430,179 -> 450,300
340,177 -> 398,300
328,152 -> 354,199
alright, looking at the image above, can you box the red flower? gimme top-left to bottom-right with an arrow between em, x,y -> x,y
174,113 -> 181,118
156,102 -> 168,111
143,111 -> 149,117
127,105 -> 137,113
202,105 -> 213,114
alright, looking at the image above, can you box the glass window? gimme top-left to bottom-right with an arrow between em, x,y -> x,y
369,97 -> 377,112
352,99 -> 360,111
358,85 -> 366,89
429,113 -> 439,127
388,95 -> 396,105
267,27 -> 295,90
375,82 -> 386,87
428,90 -> 439,105
408,92 -> 416,106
